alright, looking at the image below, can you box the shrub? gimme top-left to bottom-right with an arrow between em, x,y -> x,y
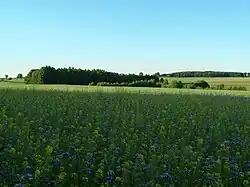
189,83 -> 197,89
216,84 -> 225,90
161,79 -> 169,88
170,80 -> 184,88
228,85 -> 247,91
89,82 -> 96,86
193,80 -> 210,89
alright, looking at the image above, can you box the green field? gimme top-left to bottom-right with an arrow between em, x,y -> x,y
0,83 -> 250,186
164,77 -> 250,90
1,81 -> 250,97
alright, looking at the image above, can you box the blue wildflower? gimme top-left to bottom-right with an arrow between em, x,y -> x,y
115,147 -> 121,153
26,166 -> 32,170
116,165 -> 122,171
106,176 -> 112,183
15,184 -> 25,187
62,152 -> 70,158
71,143 -> 76,149
160,172 -> 172,180
24,173 -> 33,180
87,159 -> 92,165
107,170 -> 114,176
86,168 -> 92,175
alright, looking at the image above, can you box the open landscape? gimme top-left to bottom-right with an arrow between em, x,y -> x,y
164,77 -> 250,91
1,78 -> 250,186
1,1 -> 250,187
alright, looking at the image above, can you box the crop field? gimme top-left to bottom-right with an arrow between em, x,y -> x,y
164,77 -> 250,90
0,86 -> 250,187
1,82 -> 250,97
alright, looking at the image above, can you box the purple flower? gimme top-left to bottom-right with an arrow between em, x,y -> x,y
107,170 -> 114,176
24,173 -> 33,180
86,168 -> 92,175
62,152 -> 70,158
26,166 -> 32,170
160,172 -> 172,180
87,159 -> 92,165
15,184 -> 25,187
115,147 -> 121,153
71,143 -> 76,150
106,176 -> 112,183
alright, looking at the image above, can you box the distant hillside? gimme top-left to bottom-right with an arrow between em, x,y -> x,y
161,71 -> 250,78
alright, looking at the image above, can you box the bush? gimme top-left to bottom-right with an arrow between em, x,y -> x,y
170,80 -> 184,88
95,80 -> 161,88
161,79 -> 169,88
89,82 -> 96,86
216,84 -> 225,90
159,78 -> 164,83
193,80 -> 210,89
189,83 -> 197,89
228,85 -> 247,91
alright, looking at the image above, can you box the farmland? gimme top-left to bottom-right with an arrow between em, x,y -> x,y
0,84 -> 250,187
164,77 -> 250,90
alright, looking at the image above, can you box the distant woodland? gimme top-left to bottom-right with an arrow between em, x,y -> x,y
162,71 -> 250,77
25,66 -> 160,87
23,66 -> 249,91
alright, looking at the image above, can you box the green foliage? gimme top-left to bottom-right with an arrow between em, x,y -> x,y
161,79 -> 169,88
96,79 -> 161,87
217,84 -> 225,90
162,71 -> 247,77
25,66 -> 159,87
25,69 -> 39,84
0,89 -> 249,186
169,80 -> 184,88
228,86 -> 247,91
193,80 -> 210,89
17,73 -> 23,79
31,70 -> 43,84
159,78 -> 164,83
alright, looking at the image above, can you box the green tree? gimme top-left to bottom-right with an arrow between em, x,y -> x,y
170,80 -> 184,88
194,80 -> 210,89
17,73 -> 23,79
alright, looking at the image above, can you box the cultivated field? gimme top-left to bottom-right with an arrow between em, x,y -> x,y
0,84 -> 249,186
1,82 -> 250,97
164,77 -> 250,90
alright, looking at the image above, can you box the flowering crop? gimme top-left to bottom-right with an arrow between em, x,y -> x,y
0,89 -> 249,186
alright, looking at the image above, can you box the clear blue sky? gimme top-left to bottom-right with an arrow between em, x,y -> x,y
0,0 -> 249,77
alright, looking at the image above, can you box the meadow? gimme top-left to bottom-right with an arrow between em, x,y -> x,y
0,84 -> 250,187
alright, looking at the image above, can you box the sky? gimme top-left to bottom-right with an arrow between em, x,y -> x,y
0,0 -> 249,77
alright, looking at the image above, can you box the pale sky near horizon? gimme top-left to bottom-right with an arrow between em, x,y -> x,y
0,0 -> 249,77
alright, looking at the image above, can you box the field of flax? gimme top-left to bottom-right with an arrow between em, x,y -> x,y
0,89 -> 250,187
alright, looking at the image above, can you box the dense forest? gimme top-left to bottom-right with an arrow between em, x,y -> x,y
25,66 -> 160,86
162,71 -> 250,77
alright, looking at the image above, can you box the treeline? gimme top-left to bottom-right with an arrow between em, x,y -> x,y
162,71 -> 250,77
25,66 -> 159,85
24,66 -> 248,91
160,79 -> 247,91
